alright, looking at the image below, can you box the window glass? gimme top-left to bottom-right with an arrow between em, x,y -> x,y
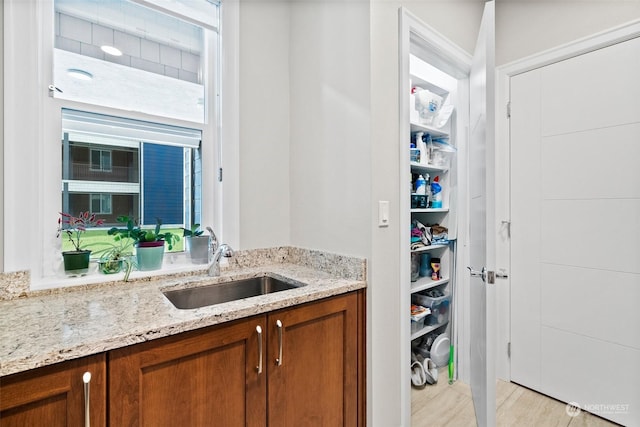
90,149 -> 112,171
90,194 -> 112,214
53,0 -> 215,123
61,109 -> 202,253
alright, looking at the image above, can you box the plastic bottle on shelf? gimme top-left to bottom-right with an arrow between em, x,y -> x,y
425,133 -> 433,165
415,132 -> 425,164
424,173 -> 431,207
420,134 -> 429,165
415,174 -> 427,195
431,176 -> 442,208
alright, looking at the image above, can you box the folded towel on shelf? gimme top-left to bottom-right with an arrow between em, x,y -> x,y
430,223 -> 448,244
411,220 -> 432,247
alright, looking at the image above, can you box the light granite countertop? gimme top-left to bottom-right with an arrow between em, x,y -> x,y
0,247 -> 366,377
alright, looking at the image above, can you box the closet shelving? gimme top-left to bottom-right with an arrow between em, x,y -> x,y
408,55 -> 458,348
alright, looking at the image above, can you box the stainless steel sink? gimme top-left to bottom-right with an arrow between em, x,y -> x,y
162,276 -> 304,309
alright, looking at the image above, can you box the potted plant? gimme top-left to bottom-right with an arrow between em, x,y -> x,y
183,224 -> 212,264
89,234 -> 136,280
57,211 -> 104,276
108,216 -> 179,271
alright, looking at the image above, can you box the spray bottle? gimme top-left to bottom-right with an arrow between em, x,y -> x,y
431,176 -> 442,208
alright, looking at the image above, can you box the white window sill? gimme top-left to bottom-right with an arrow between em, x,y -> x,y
32,252 -> 212,292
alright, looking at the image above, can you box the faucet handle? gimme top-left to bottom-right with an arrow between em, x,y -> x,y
206,227 -> 219,252
219,244 -> 234,257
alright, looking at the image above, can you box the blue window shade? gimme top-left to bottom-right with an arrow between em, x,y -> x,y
143,143 -> 183,225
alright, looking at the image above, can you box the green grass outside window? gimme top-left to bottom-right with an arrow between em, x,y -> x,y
61,228 -> 185,254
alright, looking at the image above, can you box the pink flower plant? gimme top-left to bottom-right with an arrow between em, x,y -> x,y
57,211 -> 105,252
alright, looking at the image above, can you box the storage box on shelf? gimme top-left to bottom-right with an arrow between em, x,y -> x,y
410,304 -> 430,334
412,289 -> 450,327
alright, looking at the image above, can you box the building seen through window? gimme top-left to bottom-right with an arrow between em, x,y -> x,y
61,109 -> 202,252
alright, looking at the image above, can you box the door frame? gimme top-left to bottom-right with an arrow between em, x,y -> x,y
399,7 -> 474,426
494,18 -> 640,382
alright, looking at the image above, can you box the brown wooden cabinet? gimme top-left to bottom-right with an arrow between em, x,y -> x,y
108,315 -> 267,427
109,291 -> 365,427
0,354 -> 106,427
1,291 -> 364,427
267,292 -> 359,426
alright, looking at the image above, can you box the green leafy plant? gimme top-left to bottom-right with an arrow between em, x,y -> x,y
57,211 -> 105,252
88,234 -> 136,280
183,223 -> 205,237
108,216 -> 179,250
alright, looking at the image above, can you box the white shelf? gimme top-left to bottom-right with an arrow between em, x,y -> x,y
410,72 -> 451,97
410,207 -> 449,214
410,161 -> 448,173
410,121 -> 449,138
410,277 -> 449,294
410,243 -> 449,253
410,320 -> 449,341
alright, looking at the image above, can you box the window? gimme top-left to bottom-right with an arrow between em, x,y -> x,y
61,109 -> 203,253
91,194 -> 112,214
90,150 -> 112,172
2,0 -> 226,283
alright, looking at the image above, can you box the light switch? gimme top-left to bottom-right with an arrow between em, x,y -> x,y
378,201 -> 390,227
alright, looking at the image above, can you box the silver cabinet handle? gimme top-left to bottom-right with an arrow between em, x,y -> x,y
256,325 -> 263,374
82,372 -> 91,427
276,320 -> 283,366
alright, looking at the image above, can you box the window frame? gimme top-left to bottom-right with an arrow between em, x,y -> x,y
2,0 -> 237,288
90,193 -> 112,215
89,149 -> 112,172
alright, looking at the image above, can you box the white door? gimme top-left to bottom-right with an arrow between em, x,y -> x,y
510,36 -> 640,426
468,2 -> 496,426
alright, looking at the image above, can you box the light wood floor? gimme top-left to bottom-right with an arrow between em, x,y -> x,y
412,370 -> 620,427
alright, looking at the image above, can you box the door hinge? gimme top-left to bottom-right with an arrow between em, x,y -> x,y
506,101 -> 511,119
507,342 -> 511,358
218,167 -> 223,182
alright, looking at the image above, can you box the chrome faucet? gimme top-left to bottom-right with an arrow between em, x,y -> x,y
208,243 -> 234,277
206,227 -> 219,253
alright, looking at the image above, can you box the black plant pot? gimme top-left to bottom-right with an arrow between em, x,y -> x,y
62,250 -> 91,276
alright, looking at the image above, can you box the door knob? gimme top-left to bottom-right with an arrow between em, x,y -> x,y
467,266 -> 487,282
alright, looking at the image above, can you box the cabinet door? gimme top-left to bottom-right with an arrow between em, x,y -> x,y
109,316 -> 267,427
0,354 -> 106,427
267,292 -> 361,426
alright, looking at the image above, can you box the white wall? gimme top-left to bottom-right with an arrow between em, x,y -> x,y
496,0 -> 640,65
238,1 -> 291,249
288,1 -> 371,258
238,0 -> 372,257
370,1 -> 483,425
